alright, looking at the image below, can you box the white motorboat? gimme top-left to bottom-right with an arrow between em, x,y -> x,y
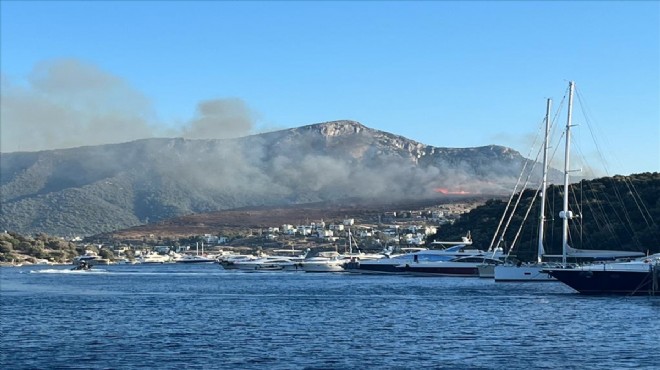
72,251 -> 99,266
344,253 -> 415,274
402,255 -> 503,277
233,248 -> 309,272
218,254 -> 259,269
175,254 -> 216,263
233,256 -> 302,272
138,252 -> 172,264
345,236 -> 492,274
343,248 -> 440,275
300,251 -> 346,273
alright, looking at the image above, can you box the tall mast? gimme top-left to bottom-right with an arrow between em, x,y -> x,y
537,98 -> 551,263
561,81 -> 575,266
348,227 -> 352,255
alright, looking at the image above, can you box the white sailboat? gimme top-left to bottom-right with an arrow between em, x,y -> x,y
495,97 -> 557,282
495,81 -> 645,281
176,242 -> 216,263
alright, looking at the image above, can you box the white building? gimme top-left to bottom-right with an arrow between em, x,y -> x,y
329,224 -> 345,231
297,226 -> 312,236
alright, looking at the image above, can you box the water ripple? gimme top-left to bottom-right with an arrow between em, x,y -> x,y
2,264 -> 659,369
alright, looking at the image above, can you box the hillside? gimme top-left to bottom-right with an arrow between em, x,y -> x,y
429,172 -> 660,258
102,196 -> 489,240
1,120 -> 552,236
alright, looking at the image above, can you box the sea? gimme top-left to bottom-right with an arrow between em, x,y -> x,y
1,263 -> 658,370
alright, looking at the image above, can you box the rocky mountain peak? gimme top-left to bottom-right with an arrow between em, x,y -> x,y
301,120 -> 366,137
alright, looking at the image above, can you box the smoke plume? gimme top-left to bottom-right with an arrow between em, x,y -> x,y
182,99 -> 254,140
0,59 -> 256,152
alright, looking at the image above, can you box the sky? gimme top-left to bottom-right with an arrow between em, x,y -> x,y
1,1 -> 658,176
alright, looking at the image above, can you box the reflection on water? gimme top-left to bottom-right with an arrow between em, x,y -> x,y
2,264 -> 659,369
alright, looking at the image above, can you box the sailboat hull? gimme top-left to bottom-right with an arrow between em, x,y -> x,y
403,263 -> 480,277
546,269 -> 656,295
494,265 -> 556,282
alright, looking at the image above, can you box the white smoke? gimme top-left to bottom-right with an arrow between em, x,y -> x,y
0,58 -> 255,152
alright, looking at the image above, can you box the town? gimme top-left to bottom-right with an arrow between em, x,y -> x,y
0,201 -> 484,266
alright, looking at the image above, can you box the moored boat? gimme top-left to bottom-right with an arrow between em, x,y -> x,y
493,98 -> 556,282
300,251 -> 346,273
492,85 -> 646,282
540,81 -> 653,294
233,256 -> 302,272
345,237 -> 493,275
403,256 -> 503,277
494,262 -> 559,281
544,254 -> 660,295
233,248 -> 309,272
218,254 -> 258,269
138,252 -> 172,264
344,253 -> 415,275
175,254 -> 216,263
72,251 -> 99,266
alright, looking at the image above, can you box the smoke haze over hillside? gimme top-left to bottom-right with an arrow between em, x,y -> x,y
0,59 -> 552,236
0,59 -> 256,153
0,118 -> 538,236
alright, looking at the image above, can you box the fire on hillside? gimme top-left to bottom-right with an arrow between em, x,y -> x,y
434,188 -> 472,195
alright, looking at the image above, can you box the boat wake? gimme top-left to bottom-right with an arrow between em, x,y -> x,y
29,268 -> 108,274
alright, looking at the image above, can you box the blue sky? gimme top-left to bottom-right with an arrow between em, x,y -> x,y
1,1 -> 658,175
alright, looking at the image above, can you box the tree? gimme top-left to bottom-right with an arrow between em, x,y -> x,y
0,241 -> 14,253
98,248 -> 114,260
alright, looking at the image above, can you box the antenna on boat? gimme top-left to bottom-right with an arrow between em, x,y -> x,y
560,81 -> 575,267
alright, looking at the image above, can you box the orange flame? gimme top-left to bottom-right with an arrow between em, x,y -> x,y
434,188 -> 471,195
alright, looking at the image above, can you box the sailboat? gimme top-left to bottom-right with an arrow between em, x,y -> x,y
494,82 -> 645,282
176,242 -> 216,263
494,98 -> 557,282
542,81 -> 658,295
547,254 -> 660,295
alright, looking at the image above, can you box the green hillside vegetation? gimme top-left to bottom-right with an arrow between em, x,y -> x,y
428,172 -> 660,259
0,232 -> 112,264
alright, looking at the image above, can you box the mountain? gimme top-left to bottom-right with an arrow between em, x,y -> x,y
1,120 -> 552,236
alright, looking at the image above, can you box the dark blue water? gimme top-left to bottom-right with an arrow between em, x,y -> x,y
1,264 -> 658,369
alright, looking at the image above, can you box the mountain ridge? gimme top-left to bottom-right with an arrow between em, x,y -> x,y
1,120 -> 552,236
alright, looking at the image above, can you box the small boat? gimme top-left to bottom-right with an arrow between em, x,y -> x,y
72,251 -> 99,266
545,254 -> 660,295
71,261 -> 92,271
